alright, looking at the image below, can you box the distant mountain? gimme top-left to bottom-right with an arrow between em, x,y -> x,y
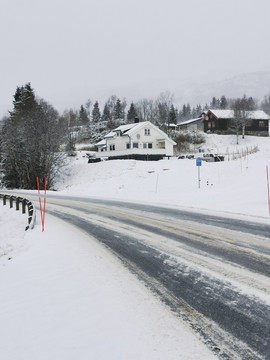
181,71 -> 270,106
112,71 -> 270,107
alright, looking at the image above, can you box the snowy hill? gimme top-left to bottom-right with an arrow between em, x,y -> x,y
55,133 -> 270,221
110,71 -> 270,107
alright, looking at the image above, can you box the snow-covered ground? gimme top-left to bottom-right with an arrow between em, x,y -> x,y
58,133 -> 270,220
0,206 -> 217,360
1,133 -> 270,359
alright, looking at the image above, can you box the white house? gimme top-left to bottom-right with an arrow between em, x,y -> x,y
95,121 -> 176,160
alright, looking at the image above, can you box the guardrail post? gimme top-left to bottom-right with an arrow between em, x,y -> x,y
28,204 -> 33,225
3,195 -> 6,205
10,197 -> 13,208
22,199 -> 26,214
16,198 -> 20,211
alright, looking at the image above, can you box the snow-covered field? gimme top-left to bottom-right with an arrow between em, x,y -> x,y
1,133 -> 270,359
58,133 -> 270,220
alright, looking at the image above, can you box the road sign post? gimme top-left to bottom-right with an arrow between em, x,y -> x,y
196,158 -> 202,188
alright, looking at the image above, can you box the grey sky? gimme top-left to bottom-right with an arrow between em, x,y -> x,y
1,0 -> 269,115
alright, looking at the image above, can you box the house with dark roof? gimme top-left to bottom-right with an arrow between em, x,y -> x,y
202,109 -> 270,136
95,121 -> 176,160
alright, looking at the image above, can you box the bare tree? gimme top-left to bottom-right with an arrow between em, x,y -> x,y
232,95 -> 256,142
232,99 -> 243,144
156,91 -> 175,132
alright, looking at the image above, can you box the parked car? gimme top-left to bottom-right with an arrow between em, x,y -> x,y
178,155 -> 186,159
186,154 -> 195,159
87,153 -> 101,163
202,153 -> 224,162
88,157 -> 101,163
202,153 -> 215,162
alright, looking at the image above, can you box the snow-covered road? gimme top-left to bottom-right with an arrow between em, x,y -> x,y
4,193 -> 268,359
0,201 -> 218,360
42,195 -> 269,360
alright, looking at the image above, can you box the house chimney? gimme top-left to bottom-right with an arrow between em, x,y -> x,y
134,117 -> 139,123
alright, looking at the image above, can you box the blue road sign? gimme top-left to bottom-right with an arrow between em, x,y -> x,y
196,158 -> 202,167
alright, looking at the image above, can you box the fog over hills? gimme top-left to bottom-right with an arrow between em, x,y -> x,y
185,71 -> 270,106
112,71 -> 270,108
1,71 -> 269,119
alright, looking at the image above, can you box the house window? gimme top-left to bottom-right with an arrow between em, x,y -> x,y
143,143 -> 147,149
133,142 -> 139,148
109,144 -> 115,151
259,121 -> 266,128
148,143 -> 152,149
126,143 -> 130,149
144,128 -> 150,135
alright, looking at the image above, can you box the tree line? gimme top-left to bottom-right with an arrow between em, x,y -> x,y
1,83 -> 270,190
64,92 -> 270,130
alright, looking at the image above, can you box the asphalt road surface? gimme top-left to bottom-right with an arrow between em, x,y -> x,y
8,194 -> 270,359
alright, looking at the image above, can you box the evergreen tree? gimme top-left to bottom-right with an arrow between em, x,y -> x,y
79,105 -> 89,125
114,98 -> 124,119
210,97 -> 218,109
101,103 -> 111,122
1,83 -> 62,189
220,95 -> 228,109
195,104 -> 202,117
246,96 -> 256,110
92,101 -> 101,123
169,105 -> 177,124
127,102 -> 137,122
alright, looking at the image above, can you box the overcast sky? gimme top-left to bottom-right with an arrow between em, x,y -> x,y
1,0 -> 270,116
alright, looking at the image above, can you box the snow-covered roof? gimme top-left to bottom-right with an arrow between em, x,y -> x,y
104,131 -> 116,139
115,121 -> 148,135
103,122 -> 149,139
96,139 -> 106,147
207,109 -> 270,120
96,121 -> 176,146
177,117 -> 202,126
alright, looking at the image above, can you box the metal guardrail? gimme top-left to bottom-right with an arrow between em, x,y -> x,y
0,194 -> 36,231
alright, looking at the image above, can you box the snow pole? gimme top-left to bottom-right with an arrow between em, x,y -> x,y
155,173 -> 159,193
266,166 -> 270,215
36,177 -> 47,231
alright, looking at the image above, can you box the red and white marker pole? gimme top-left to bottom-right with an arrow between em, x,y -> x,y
36,177 -> 47,231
